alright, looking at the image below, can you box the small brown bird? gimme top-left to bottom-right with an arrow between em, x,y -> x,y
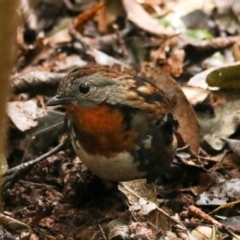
47,64 -> 178,181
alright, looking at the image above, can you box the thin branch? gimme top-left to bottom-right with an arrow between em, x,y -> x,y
2,141 -> 66,192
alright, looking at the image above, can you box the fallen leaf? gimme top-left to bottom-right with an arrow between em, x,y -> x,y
181,86 -> 210,106
8,100 -> 46,132
191,226 -> 212,240
196,178 -> 240,206
198,100 -> 240,150
108,219 -> 129,240
118,179 -> 185,232
206,62 -> 240,89
187,66 -> 220,89
122,0 -> 175,36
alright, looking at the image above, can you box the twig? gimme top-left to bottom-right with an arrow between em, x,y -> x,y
98,224 -> 107,240
188,205 -> 222,228
209,199 -> 240,215
2,141 -> 66,192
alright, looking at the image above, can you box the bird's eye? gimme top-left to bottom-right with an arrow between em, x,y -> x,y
79,83 -> 90,94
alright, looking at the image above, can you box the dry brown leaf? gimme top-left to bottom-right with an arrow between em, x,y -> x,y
108,219 -> 129,240
191,226 -> 213,240
8,100 -> 46,132
181,86 -> 210,106
196,179 -> 240,206
118,179 -> 185,232
118,179 -> 158,213
198,98 -> 240,151
122,0 -> 175,36
184,36 -> 240,64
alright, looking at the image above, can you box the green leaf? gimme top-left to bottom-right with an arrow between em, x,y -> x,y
206,63 -> 240,89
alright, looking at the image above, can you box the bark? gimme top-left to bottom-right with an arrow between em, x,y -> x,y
0,0 -> 19,208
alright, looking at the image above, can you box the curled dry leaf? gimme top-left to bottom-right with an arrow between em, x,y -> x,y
122,0 -> 175,37
184,35 -> 240,64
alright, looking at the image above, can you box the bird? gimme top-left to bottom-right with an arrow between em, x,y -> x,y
47,63 -> 179,182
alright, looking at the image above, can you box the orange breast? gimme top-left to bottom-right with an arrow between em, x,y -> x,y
65,104 -> 138,158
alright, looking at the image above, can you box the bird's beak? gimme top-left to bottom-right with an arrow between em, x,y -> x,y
47,95 -> 75,106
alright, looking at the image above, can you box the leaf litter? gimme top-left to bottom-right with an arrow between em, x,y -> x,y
3,0 -> 240,239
